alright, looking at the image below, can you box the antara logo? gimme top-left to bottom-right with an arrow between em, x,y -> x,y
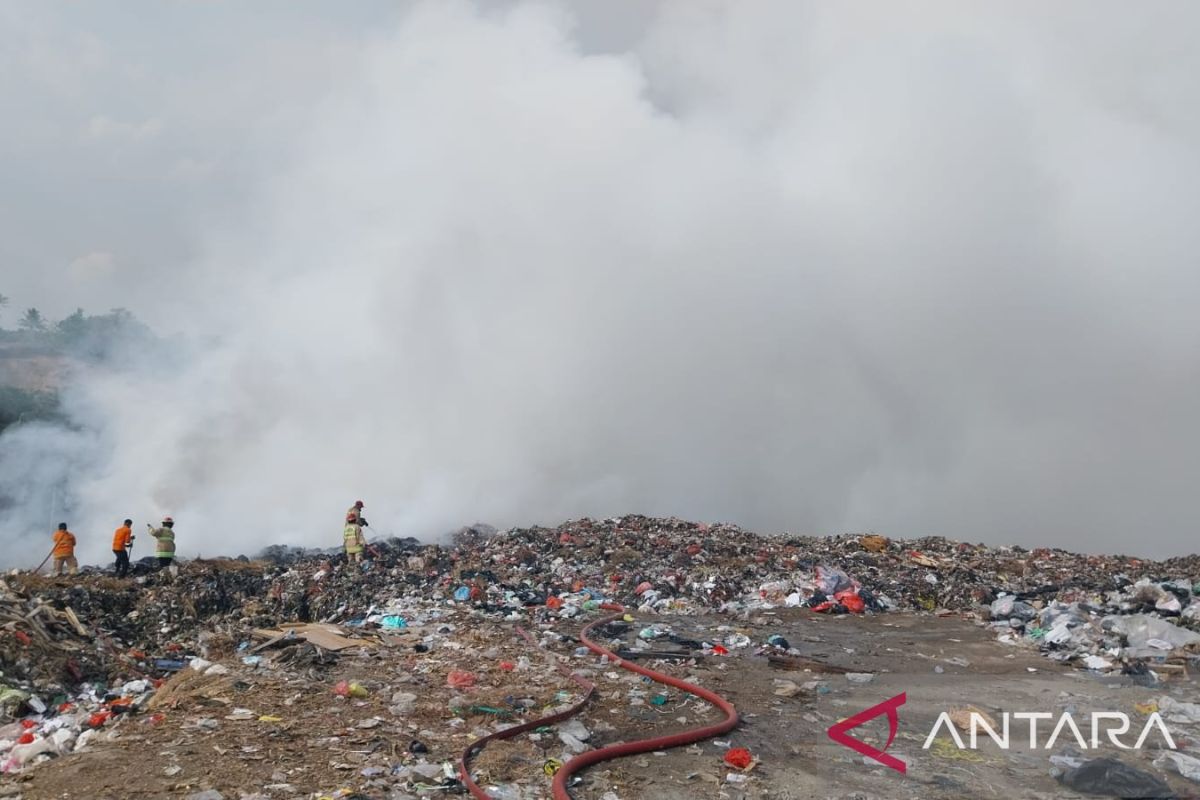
827,692 -> 907,774
828,693 -> 1178,775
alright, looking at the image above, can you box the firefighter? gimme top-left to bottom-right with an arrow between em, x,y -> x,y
149,517 -> 177,574
343,513 -> 366,565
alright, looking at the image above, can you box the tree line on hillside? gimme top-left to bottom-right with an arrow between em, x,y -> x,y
0,293 -> 154,358
0,292 -> 159,434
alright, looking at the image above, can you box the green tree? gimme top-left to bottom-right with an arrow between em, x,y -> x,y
56,307 -> 86,344
18,307 -> 45,332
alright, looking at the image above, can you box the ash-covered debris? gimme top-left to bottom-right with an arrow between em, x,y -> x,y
0,514 -> 1197,785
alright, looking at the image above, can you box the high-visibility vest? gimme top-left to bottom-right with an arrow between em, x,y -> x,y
343,523 -> 363,553
152,527 -> 176,557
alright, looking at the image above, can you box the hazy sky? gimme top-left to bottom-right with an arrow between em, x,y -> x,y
1,1 -> 1198,564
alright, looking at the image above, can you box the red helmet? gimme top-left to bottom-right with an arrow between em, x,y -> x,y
355,500 -> 364,508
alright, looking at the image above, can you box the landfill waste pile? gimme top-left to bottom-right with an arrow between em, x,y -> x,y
0,515 -> 1197,799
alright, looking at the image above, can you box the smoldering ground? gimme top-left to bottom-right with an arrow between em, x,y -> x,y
1,1 -> 1199,565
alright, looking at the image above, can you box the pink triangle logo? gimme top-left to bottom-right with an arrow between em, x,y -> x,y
827,692 -> 907,774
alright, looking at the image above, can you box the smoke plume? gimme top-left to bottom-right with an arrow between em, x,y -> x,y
2,1 -> 1199,564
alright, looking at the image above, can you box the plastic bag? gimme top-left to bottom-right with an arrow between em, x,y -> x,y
723,747 -> 753,769
1155,751 -> 1200,783
834,590 -> 865,614
446,670 -> 476,689
816,566 -> 853,595
1057,757 -> 1171,798
1105,613 -> 1200,656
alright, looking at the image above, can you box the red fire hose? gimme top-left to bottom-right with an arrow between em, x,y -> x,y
459,627 -> 596,798
551,603 -> 740,797
459,603 -> 739,799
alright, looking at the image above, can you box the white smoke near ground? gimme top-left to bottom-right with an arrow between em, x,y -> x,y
2,1 -> 1200,565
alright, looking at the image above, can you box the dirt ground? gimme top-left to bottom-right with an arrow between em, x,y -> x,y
0,346 -> 68,392
3,610 -> 1198,799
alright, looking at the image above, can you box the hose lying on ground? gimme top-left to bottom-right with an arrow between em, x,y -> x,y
458,627 -> 595,799
459,603 -> 740,799
550,602 -> 740,798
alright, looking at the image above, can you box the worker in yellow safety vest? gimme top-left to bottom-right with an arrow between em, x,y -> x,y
343,513 -> 366,565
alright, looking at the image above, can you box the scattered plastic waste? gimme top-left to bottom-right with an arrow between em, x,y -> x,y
446,670 -> 476,689
723,747 -> 753,770
333,681 -> 369,699
1155,751 -> 1200,783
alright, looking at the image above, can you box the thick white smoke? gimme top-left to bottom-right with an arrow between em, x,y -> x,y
2,1 -> 1199,565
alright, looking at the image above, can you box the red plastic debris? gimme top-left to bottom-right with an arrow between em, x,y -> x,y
447,670 -> 477,689
723,747 -> 753,769
546,596 -> 564,610
88,711 -> 112,728
834,590 -> 865,614
711,645 -> 729,656
498,661 -> 515,671
19,719 -> 36,730
13,630 -> 31,647
686,544 -> 702,556
634,581 -> 653,595
16,732 -> 35,745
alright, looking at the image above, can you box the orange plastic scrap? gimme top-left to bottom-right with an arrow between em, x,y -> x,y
834,590 -> 865,613
723,747 -> 753,769
447,670 -> 477,689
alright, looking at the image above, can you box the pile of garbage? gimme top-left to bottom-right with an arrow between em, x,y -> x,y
989,578 -> 1200,673
0,515 -> 1198,782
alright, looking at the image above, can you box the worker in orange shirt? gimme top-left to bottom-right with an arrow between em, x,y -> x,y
52,523 -> 77,576
112,519 -> 134,578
